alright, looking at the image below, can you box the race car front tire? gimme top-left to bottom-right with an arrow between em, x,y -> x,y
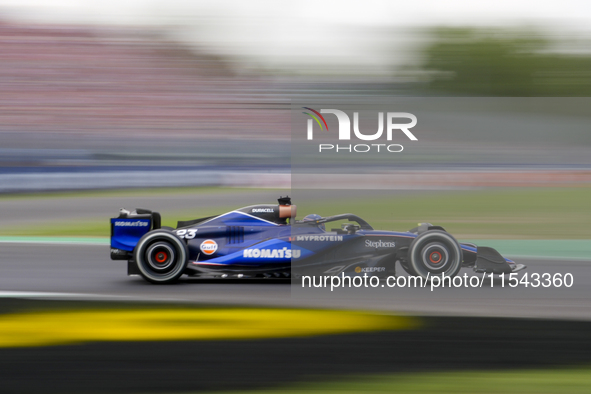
134,230 -> 189,284
407,230 -> 463,280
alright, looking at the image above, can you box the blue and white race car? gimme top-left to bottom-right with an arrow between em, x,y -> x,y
110,196 -> 525,283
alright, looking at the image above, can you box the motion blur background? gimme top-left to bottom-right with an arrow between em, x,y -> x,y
0,0 -> 590,193
0,1 -> 591,393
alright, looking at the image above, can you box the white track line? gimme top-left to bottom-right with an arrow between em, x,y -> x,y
0,291 -> 127,299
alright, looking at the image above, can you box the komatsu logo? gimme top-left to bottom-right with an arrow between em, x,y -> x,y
243,247 -> 301,259
365,240 -> 396,248
296,235 -> 343,242
114,221 -> 149,227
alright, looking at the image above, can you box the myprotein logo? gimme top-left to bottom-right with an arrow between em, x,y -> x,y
295,235 -> 343,242
302,107 -> 417,153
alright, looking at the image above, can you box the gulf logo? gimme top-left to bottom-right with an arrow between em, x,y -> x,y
200,240 -> 218,255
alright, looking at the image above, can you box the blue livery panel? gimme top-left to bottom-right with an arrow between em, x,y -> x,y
203,211 -> 280,227
192,239 -> 313,267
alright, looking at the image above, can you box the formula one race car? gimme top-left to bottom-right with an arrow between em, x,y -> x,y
110,196 -> 526,283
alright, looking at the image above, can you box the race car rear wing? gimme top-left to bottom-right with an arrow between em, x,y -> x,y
110,208 -> 161,260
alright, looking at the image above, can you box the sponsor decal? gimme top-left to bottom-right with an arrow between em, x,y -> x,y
355,266 -> 386,273
365,239 -> 396,248
176,229 -> 197,239
243,247 -> 301,259
114,221 -> 149,227
110,248 -> 127,254
303,107 -> 418,154
362,266 -> 386,273
200,240 -> 218,255
252,208 -> 274,213
295,235 -> 343,242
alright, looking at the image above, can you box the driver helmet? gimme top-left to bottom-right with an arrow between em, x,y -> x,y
303,214 -> 325,230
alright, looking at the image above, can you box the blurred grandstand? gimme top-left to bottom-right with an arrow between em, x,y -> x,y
0,20 -> 417,191
0,20 -> 589,192
0,21 -> 292,190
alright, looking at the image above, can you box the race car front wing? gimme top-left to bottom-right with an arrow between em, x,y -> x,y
473,246 -> 526,274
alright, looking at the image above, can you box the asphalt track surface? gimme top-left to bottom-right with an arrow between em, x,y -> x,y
0,243 -> 590,320
1,242 -> 590,394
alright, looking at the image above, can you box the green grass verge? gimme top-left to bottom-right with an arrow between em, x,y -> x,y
213,367 -> 591,394
0,207 -> 238,237
0,186 -> 261,201
0,187 -> 589,239
298,187 -> 591,239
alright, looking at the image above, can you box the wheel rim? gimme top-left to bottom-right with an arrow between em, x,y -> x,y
409,232 -> 462,279
421,242 -> 449,271
134,231 -> 189,283
146,242 -> 176,271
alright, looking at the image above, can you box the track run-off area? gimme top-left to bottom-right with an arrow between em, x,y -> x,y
0,239 -> 590,394
0,241 -> 589,320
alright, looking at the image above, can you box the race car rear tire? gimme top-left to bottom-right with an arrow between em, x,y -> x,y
134,230 -> 189,284
408,230 -> 463,280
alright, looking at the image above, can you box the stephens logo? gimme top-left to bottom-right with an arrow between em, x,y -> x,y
302,107 -> 418,153
365,240 -> 396,248
200,240 -> 218,255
